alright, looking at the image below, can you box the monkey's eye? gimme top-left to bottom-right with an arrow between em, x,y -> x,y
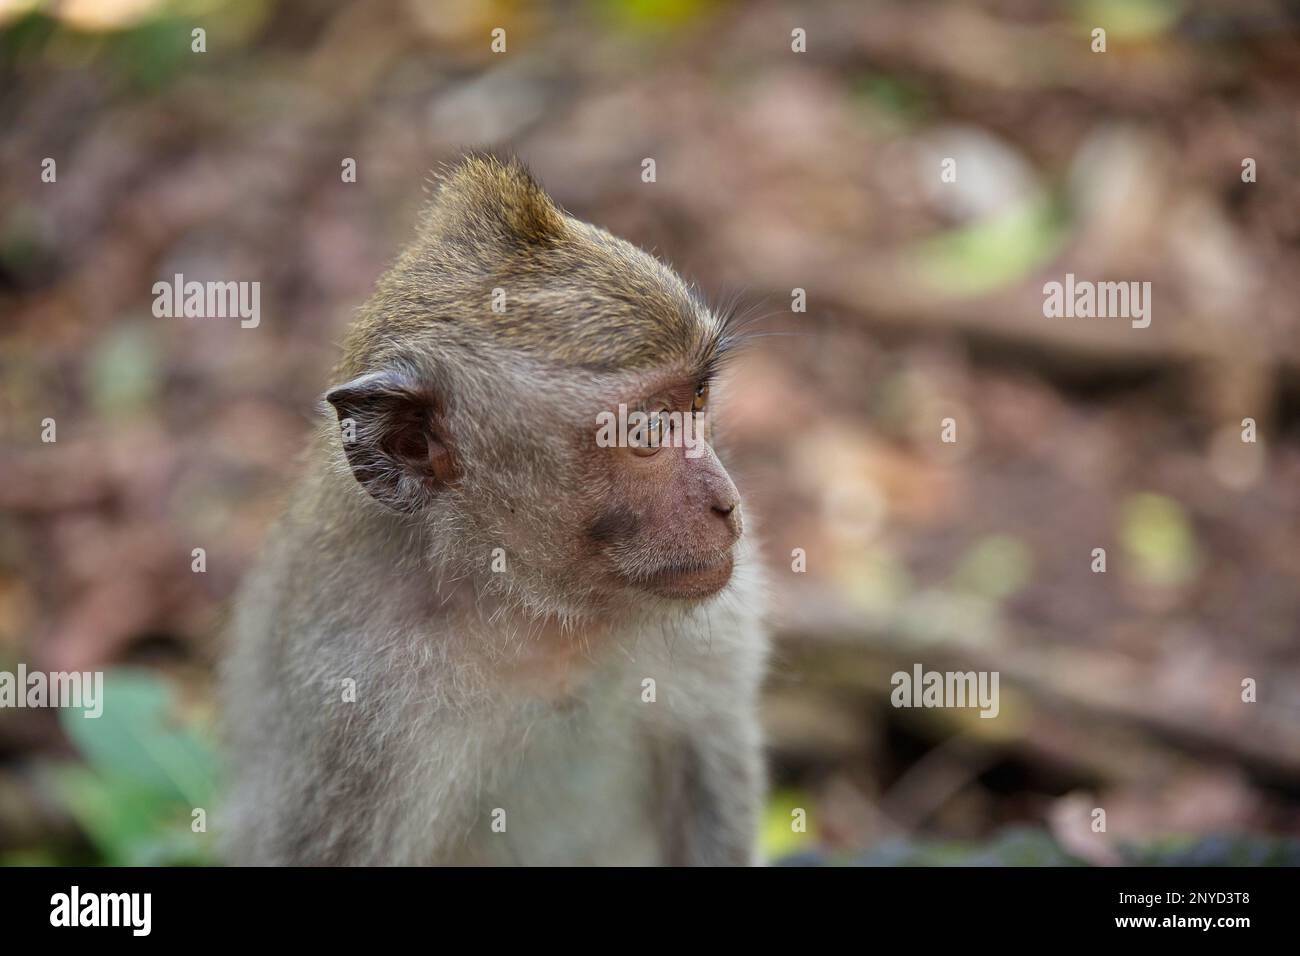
692,383 -> 710,413
630,408 -> 669,457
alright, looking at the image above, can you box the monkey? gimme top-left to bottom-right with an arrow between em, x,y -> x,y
218,154 -> 767,866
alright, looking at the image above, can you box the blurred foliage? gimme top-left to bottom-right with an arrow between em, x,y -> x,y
952,535 -> 1033,601
1121,833 -> 1300,867
776,827 -> 1300,867
50,669 -> 216,866
761,788 -> 817,859
1076,0 -> 1184,40
89,323 -> 164,418
913,196 -> 1069,297
852,72 -> 934,127
105,15 -> 201,90
0,0 -> 269,89
1120,492 -> 1201,589
595,0 -> 719,32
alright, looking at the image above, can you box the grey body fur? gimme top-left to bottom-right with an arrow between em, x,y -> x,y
221,475 -> 765,864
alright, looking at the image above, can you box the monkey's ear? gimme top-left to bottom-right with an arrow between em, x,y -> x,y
325,370 -> 457,511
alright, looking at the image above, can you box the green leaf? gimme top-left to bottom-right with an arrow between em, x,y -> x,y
911,196 -> 1068,297
53,669 -> 216,865
1119,492 -> 1200,588
762,789 -> 817,859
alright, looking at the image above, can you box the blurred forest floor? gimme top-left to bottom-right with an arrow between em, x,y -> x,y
2,0 -> 1300,864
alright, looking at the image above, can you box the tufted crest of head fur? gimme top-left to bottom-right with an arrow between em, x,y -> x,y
337,152 -> 732,378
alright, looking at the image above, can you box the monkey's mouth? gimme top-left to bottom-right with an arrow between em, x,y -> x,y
634,552 -> 734,600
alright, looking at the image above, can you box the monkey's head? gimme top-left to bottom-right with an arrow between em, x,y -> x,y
325,154 -> 749,618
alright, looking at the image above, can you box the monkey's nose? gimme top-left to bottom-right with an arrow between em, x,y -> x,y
711,499 -> 743,539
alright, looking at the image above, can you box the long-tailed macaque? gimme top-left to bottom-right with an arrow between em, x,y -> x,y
219,154 -> 767,865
